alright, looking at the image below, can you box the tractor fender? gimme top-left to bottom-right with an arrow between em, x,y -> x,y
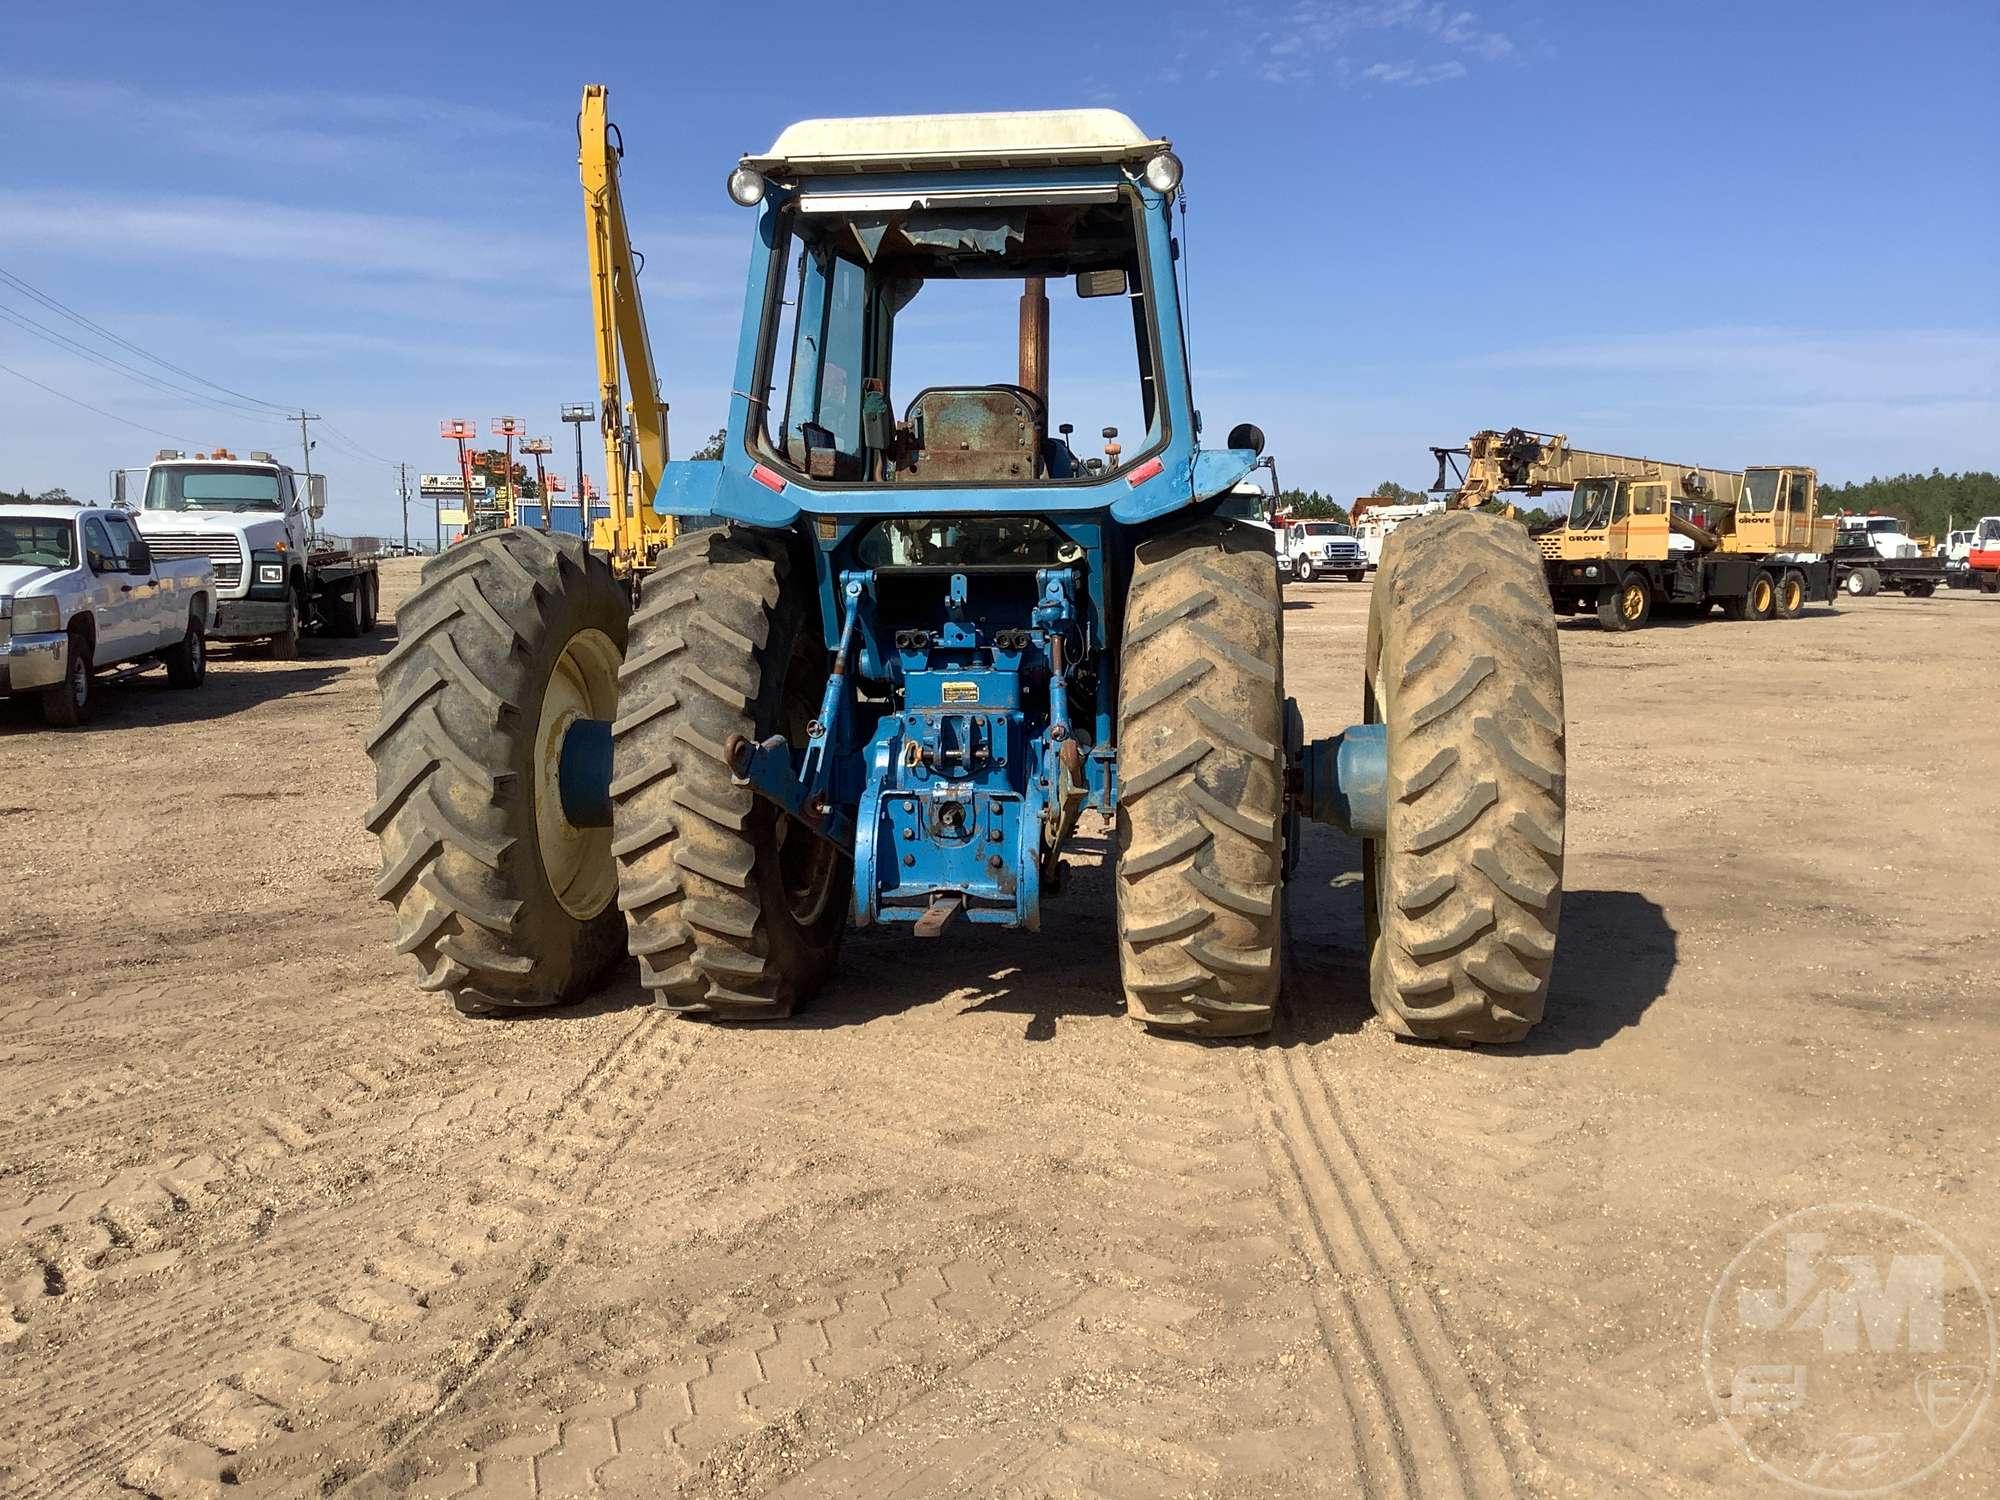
1109,446 -> 1260,525
653,457 -> 794,526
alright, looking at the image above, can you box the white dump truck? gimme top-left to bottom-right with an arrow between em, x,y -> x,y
117,448 -> 379,654
0,501 -> 215,725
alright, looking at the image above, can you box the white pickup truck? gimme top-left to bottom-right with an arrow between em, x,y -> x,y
0,502 -> 215,726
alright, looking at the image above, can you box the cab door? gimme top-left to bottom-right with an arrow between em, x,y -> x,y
80,516 -> 142,659
1777,469 -> 1822,551
100,512 -> 175,648
1623,481 -> 1671,561
1603,481 -> 1635,560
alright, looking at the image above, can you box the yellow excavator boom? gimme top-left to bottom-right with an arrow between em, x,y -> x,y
580,83 -> 672,571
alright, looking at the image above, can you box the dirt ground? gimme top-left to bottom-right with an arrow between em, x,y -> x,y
2,556 -> 1995,1499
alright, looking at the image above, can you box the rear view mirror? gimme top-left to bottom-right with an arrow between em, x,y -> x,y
125,540 -> 152,573
307,474 -> 327,519
111,471 -> 128,508
1075,269 -> 1128,298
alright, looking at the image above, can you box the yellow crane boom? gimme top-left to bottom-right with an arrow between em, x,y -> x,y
1433,428 -> 1746,510
580,83 -> 672,571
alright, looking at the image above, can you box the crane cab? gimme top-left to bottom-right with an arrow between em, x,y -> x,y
1725,466 -> 1833,555
1559,475 -> 1674,562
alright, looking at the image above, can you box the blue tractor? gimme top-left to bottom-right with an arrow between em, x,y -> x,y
368,107 -> 1566,1043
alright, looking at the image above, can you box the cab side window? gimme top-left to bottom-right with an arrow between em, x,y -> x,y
1783,473 -> 1810,514
101,514 -> 143,568
83,516 -> 119,570
279,472 -> 298,510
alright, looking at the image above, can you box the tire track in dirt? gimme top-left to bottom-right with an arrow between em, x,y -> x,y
1348,1079 -> 1743,1497
0,1049 -> 510,1340
2,1007 -> 695,1500
365,991 -> 1348,1500
1251,1034 -> 1519,1500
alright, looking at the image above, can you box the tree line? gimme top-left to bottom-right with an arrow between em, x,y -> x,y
1816,470 -> 2000,539
1274,480 -> 1556,531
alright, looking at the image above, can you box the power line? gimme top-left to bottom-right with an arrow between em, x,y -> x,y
317,418 -> 401,469
0,263 -> 296,416
0,357 -> 198,444
0,300 -> 290,422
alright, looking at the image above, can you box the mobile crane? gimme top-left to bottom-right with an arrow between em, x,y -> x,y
1432,428 -> 1836,629
364,99 -> 1569,1049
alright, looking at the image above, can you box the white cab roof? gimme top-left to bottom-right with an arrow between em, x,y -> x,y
0,503 -> 97,523
743,109 -> 1166,176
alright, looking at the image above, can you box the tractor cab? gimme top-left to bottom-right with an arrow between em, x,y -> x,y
658,111 -> 1260,536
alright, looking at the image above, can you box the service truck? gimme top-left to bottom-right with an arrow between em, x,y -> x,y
1282,520 -> 1368,581
117,449 -> 380,654
1970,515 -> 2000,594
1830,514 -> 1943,597
1353,498 -> 1446,569
0,501 -> 214,725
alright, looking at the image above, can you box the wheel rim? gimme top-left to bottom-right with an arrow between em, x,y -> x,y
1782,578 -> 1802,612
777,654 -> 842,928
534,627 -> 623,920
190,629 -> 204,672
1754,578 -> 1773,612
1621,581 -> 1645,620
70,655 -> 88,706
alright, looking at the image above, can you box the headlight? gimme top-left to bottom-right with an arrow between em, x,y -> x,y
1584,565 -> 1599,579
726,166 -> 767,207
257,563 -> 285,584
12,596 -> 59,633
1143,151 -> 1183,194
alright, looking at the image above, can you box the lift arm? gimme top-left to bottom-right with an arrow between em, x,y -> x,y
580,84 -> 672,570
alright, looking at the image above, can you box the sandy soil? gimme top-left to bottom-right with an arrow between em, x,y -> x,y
1,556 -> 1995,1499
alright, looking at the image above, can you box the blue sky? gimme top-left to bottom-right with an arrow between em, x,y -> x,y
2,1 -> 1994,539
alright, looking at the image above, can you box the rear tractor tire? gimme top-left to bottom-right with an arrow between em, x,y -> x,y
1364,511 -> 1565,1045
1116,518 -> 1286,1038
367,528 -> 630,1015
611,528 -> 850,1020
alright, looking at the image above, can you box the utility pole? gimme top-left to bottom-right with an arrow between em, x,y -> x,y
398,463 -> 411,552
294,409 -> 320,546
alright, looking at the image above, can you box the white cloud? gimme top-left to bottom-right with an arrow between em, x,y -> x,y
0,78 -> 538,170
1471,326 -> 2000,406
0,189 -> 565,282
1218,1 -> 1518,87
1362,59 -> 1469,85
